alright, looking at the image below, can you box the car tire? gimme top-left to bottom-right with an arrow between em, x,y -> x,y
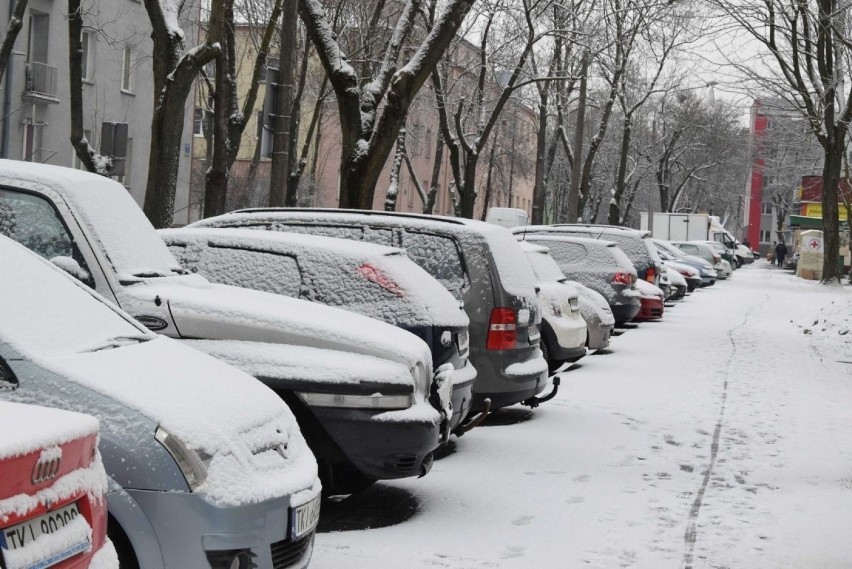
108,516 -> 139,569
541,340 -> 557,373
320,461 -> 375,496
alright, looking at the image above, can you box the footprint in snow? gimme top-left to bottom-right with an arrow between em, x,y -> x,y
573,474 -> 591,483
511,515 -> 534,526
500,546 -> 526,559
566,496 -> 585,504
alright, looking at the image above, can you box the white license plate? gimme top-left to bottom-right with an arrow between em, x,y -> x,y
528,326 -> 541,343
1,502 -> 91,568
290,496 -> 321,540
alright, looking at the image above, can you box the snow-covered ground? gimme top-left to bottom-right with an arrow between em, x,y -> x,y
312,261 -> 852,568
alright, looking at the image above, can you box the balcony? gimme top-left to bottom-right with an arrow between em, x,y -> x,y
23,62 -> 59,104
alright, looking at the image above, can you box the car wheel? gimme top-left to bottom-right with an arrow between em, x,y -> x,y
108,516 -> 140,569
321,461 -> 376,496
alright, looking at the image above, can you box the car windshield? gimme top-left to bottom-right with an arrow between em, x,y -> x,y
1,238 -> 150,356
525,250 -> 567,283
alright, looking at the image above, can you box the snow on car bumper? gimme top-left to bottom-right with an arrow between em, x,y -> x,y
120,489 -> 315,569
448,360 -> 477,432
547,313 -> 587,353
311,403 -> 442,481
470,346 -> 548,410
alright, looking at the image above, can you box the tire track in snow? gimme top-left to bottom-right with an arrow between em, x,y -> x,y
681,297 -> 768,569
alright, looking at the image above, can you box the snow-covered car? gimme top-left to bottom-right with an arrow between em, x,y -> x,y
735,242 -> 755,265
516,225 -> 665,286
160,227 -> 477,434
653,239 -> 717,287
660,256 -> 702,292
514,234 -> 641,325
190,209 -> 553,411
664,266 -> 688,300
657,266 -> 673,300
0,161 -> 448,494
633,279 -> 665,321
518,242 -> 587,371
0,236 -> 321,569
670,241 -> 730,280
0,402 -> 117,569
573,284 -> 615,350
705,240 -> 740,269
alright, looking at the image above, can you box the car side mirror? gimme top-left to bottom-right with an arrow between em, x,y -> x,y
0,356 -> 18,391
50,256 -> 91,283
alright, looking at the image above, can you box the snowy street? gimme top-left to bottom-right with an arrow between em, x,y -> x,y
313,262 -> 852,569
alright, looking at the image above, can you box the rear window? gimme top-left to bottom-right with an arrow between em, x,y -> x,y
401,231 -> 466,293
597,234 -> 649,265
172,244 -> 303,298
268,223 -> 394,247
525,251 -> 566,282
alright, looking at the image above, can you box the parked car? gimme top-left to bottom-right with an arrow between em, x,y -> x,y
189,209 -> 553,411
516,225 -> 664,286
160,227 -> 476,435
673,241 -> 733,279
0,401 -> 117,569
659,255 -> 702,292
517,241 -> 587,370
0,235 -> 321,569
653,239 -> 717,287
664,266 -> 688,300
735,241 -> 755,265
633,280 -> 665,321
706,240 -> 739,269
573,283 -> 615,350
657,266 -> 673,300
512,234 -> 641,325
0,161 -> 448,494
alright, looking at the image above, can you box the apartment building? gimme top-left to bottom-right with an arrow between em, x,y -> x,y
0,0 -> 200,224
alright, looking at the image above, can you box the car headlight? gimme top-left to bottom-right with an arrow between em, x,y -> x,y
550,300 -> 563,317
155,427 -> 212,491
296,392 -> 413,409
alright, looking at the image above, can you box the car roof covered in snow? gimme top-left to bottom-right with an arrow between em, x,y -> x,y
515,233 -> 619,249
194,208 -> 539,302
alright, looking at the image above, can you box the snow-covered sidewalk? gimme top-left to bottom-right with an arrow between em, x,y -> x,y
312,262 -> 852,568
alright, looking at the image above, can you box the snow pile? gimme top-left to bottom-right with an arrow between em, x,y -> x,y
800,292 -> 852,363
160,228 -> 468,328
88,540 -> 119,569
635,279 -> 664,299
0,402 -> 99,460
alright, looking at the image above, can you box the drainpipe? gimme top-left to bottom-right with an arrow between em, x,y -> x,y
1,0 -> 15,158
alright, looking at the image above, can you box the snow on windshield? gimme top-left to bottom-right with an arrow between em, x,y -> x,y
479,224 -> 538,301
522,247 -> 568,283
0,237 -> 148,355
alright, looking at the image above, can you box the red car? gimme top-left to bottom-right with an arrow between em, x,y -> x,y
0,402 -> 116,569
633,280 -> 665,321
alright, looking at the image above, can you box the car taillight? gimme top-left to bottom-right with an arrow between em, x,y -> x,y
487,308 -> 517,350
612,272 -> 632,286
645,266 -> 656,283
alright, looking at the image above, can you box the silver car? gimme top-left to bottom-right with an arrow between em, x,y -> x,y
0,236 -> 321,569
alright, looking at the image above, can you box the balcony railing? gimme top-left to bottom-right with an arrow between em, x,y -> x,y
24,62 -> 59,102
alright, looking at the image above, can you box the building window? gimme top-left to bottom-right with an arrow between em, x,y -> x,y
761,202 -> 772,214
193,108 -> 205,137
760,229 -> 771,243
121,46 -> 133,92
81,30 -> 95,82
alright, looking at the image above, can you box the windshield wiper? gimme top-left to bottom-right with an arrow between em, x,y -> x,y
82,334 -> 151,353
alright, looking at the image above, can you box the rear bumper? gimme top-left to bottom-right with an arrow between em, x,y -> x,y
634,297 -> 664,321
587,323 -> 612,350
469,347 -> 548,410
611,301 -> 641,325
311,404 -> 441,481
551,344 -> 586,362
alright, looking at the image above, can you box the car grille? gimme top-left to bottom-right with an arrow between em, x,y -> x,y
270,533 -> 313,568
650,308 -> 663,318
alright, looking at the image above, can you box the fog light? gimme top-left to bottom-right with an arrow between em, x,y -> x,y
206,549 -> 255,569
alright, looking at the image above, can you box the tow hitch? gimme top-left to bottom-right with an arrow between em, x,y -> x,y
523,376 -> 560,408
454,398 -> 492,436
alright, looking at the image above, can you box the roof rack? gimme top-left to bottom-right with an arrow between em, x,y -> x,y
229,207 -> 469,226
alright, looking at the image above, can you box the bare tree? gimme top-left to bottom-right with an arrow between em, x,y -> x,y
300,0 -> 475,210
0,0 -> 27,85
715,0 -> 852,281
67,0 -> 111,176
142,0 -> 226,228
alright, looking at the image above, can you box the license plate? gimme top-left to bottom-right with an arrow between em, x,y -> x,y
528,326 -> 541,343
456,331 -> 469,356
1,502 -> 91,569
290,495 -> 321,541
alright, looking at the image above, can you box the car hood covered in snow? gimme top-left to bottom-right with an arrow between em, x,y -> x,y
116,274 -> 433,372
0,237 -> 319,507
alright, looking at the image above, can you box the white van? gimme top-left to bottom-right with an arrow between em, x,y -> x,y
485,208 -> 529,229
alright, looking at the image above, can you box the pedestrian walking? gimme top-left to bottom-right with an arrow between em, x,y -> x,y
775,240 -> 788,268
768,241 -> 776,264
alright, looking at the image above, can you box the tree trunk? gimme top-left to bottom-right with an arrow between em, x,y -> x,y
285,33 -> 312,206
142,0 -> 223,228
459,159 -> 478,218
480,140 -> 498,221
0,0 -> 27,85
384,129 -> 405,211
203,15 -> 233,217
68,0 -> 110,175
269,0 -> 299,207
425,129 -> 444,214
821,135 -> 844,281
609,116 -> 632,225
532,93 -> 548,224
566,50 -> 588,223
